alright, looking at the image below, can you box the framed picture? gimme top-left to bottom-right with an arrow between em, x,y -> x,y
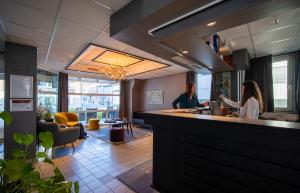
147,91 -> 164,104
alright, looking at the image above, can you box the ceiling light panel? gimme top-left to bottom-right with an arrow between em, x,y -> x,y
67,44 -> 169,78
93,50 -> 142,67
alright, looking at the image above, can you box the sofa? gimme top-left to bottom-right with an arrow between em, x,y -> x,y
37,121 -> 80,153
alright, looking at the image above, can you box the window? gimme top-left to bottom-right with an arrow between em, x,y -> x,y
272,60 -> 288,109
272,55 -> 294,112
68,77 -> 120,123
37,70 -> 58,113
196,73 -> 212,103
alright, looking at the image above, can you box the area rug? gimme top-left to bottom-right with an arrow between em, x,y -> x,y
86,126 -> 151,144
117,160 -> 153,193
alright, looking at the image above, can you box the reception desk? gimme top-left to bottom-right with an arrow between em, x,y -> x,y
141,110 -> 300,193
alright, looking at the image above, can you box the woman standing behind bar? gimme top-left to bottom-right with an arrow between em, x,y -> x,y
220,80 -> 264,119
173,83 -> 204,109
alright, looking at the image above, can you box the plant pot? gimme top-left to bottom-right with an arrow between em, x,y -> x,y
45,118 -> 54,122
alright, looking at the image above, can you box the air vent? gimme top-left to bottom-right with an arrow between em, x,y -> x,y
148,0 -> 224,36
87,68 -> 98,71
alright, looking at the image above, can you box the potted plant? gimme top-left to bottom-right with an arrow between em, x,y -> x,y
37,106 -> 53,122
0,111 -> 79,193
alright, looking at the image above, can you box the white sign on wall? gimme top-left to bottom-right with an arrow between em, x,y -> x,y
10,99 -> 33,112
10,75 -> 33,98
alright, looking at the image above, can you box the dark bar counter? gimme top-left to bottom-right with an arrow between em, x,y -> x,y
141,110 -> 300,193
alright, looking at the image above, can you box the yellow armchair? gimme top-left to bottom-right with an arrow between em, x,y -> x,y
54,112 -> 79,127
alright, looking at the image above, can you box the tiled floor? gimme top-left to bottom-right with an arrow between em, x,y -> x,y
37,133 -> 153,193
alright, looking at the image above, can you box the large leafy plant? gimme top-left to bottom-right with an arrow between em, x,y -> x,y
0,111 -> 79,193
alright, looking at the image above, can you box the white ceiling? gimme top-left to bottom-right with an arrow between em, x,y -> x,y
0,0 -> 188,79
219,7 -> 300,58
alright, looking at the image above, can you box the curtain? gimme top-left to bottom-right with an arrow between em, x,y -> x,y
58,72 -> 68,112
295,50 -> 300,122
210,72 -> 216,100
186,71 -> 196,84
119,80 -> 127,119
245,55 -> 274,112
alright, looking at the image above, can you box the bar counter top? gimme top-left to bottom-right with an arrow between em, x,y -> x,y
141,109 -> 300,130
140,109 -> 300,193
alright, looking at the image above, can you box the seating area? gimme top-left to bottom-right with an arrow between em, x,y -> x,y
1,1 -> 300,193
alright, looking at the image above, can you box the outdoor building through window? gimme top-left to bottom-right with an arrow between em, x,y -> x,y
37,70 -> 58,114
272,59 -> 288,109
68,77 -> 120,123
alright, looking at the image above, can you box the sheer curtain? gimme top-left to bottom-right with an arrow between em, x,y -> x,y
245,55 -> 274,112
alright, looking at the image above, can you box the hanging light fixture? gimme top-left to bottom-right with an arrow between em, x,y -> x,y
102,57 -> 129,80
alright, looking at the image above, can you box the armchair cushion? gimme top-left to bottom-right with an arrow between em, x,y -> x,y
55,112 -> 80,126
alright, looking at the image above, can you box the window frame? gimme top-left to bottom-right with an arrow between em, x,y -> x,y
68,77 -> 120,110
37,70 -> 59,113
272,55 -> 293,112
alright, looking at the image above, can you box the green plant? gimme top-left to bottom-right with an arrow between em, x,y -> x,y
36,106 -> 52,121
0,111 -> 79,193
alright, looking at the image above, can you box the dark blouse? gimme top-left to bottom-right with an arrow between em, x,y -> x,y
172,93 -> 203,109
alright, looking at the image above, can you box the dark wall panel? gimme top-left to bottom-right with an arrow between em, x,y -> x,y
4,42 -> 37,158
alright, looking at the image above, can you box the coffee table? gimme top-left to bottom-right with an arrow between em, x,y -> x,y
100,120 -> 133,136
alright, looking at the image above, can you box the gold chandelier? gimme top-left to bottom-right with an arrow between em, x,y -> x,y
103,64 -> 129,80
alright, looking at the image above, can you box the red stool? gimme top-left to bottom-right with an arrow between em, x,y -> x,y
110,127 -> 125,142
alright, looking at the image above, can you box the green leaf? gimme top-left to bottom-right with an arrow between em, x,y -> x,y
39,131 -> 54,149
12,149 -> 27,159
21,162 -> 34,176
74,181 -> 79,193
37,151 -> 47,158
0,159 -> 5,167
13,133 -> 23,144
22,134 -> 34,145
2,159 -> 27,181
0,111 -> 13,125
44,158 -> 54,165
53,167 -> 65,182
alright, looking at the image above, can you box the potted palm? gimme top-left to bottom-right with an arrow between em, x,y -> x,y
0,111 -> 79,193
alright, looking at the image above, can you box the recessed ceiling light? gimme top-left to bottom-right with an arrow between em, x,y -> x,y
206,21 -> 216,27
272,17 -> 279,24
182,50 -> 189,54
70,54 -> 74,58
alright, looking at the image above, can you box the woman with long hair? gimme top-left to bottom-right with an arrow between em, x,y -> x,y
173,83 -> 203,109
220,80 -> 264,119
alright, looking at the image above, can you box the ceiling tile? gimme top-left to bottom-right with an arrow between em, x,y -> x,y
92,0 -> 132,12
0,0 -> 56,32
252,24 -> 298,46
220,24 -> 249,41
5,21 -> 51,45
249,7 -> 300,35
55,18 -> 101,43
60,0 -> 110,30
13,0 -> 61,14
52,34 -> 85,53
